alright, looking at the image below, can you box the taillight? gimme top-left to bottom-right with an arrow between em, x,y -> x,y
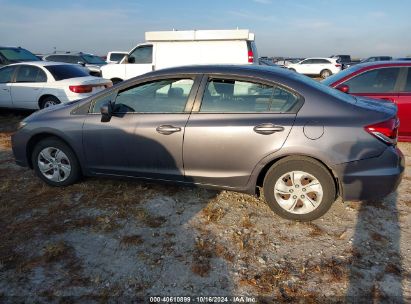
69,85 -> 93,93
248,51 -> 254,63
365,117 -> 399,145
335,64 -> 341,67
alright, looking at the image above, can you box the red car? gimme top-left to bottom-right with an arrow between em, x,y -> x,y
322,61 -> 411,142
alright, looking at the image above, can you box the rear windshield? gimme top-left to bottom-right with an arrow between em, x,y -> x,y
321,64 -> 365,86
82,54 -> 106,64
288,71 -> 356,104
45,65 -> 89,81
0,48 -> 40,63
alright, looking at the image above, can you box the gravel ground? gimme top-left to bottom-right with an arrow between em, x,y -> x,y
0,110 -> 410,303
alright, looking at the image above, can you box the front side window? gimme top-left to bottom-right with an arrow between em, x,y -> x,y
113,78 -> 194,113
300,59 -> 312,64
343,68 -> 400,93
0,66 -> 16,83
15,66 -> 47,83
200,79 -> 299,113
129,46 -> 153,64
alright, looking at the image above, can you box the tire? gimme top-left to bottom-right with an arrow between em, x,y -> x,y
32,138 -> 81,187
40,96 -> 61,109
320,69 -> 332,79
263,156 -> 336,221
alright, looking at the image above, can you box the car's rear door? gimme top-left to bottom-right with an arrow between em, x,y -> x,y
183,75 -> 299,188
83,75 -> 201,181
0,66 -> 16,108
10,65 -> 46,109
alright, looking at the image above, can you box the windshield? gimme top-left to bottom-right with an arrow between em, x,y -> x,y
45,65 -> 90,81
81,54 -> 106,64
0,48 -> 40,62
321,64 -> 364,86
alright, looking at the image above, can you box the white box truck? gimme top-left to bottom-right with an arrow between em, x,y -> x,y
101,29 -> 258,83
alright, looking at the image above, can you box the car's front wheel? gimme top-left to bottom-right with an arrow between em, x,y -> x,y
32,138 -> 81,186
263,156 -> 336,221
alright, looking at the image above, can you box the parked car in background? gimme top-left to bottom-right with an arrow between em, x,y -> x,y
0,62 -> 112,109
274,58 -> 303,68
101,29 -> 258,83
288,57 -> 342,78
360,56 -> 392,63
329,54 -> 360,69
12,65 -> 404,221
43,52 -> 107,77
396,57 -> 411,61
0,46 -> 40,67
322,61 -> 411,142
106,51 -> 127,64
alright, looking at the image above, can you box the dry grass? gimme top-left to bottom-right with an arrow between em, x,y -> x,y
202,203 -> 226,223
120,234 -> 144,247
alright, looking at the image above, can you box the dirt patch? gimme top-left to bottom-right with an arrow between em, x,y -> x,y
0,110 -> 410,301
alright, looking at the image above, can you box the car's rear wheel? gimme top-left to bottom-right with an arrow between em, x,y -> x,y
32,138 -> 81,186
263,156 -> 336,221
320,69 -> 332,78
40,96 -> 61,109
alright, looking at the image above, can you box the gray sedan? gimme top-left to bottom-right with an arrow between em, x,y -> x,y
12,65 -> 404,221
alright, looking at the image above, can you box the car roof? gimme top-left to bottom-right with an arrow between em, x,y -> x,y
6,61 -> 79,67
350,60 -> 411,69
145,64 -> 295,79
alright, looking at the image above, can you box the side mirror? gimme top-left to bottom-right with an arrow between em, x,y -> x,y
336,84 -> 350,93
128,56 -> 135,64
78,61 -> 86,66
100,102 -> 112,122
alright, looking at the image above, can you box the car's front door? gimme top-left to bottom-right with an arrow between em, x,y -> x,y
83,76 -> 200,181
0,66 -> 15,108
125,45 -> 154,80
297,59 -> 313,74
183,76 -> 299,188
11,65 -> 46,109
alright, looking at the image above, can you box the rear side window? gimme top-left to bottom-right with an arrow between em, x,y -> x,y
45,65 -> 89,80
0,66 -> 16,83
402,68 -> 411,92
343,68 -> 400,93
200,79 -> 299,113
15,66 -> 47,83
113,78 -> 194,113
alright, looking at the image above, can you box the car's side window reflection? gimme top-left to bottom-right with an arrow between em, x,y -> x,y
113,79 -> 194,113
200,79 -> 299,113
343,68 -> 400,93
0,66 -> 15,83
90,91 -> 117,113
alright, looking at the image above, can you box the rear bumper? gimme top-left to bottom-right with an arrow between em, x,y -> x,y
332,146 -> 404,201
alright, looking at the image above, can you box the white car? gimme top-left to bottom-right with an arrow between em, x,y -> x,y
288,58 -> 341,78
106,51 -> 127,64
0,61 -> 112,109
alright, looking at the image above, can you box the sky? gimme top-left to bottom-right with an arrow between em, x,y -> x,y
1,0 -> 410,58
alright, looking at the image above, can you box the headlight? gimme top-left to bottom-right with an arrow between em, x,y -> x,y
17,121 -> 27,130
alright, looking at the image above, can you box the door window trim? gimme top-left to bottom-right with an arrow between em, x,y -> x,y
191,74 -> 304,114
86,74 -> 203,115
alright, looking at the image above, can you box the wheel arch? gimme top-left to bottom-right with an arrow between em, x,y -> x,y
255,154 -> 342,200
26,132 -> 84,174
38,94 -> 59,109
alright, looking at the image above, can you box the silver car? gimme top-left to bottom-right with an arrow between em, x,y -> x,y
12,65 -> 404,221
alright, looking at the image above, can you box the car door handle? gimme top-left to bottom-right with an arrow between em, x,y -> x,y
253,123 -> 284,135
156,125 -> 181,135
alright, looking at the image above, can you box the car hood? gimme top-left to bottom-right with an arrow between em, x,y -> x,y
23,98 -> 85,123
